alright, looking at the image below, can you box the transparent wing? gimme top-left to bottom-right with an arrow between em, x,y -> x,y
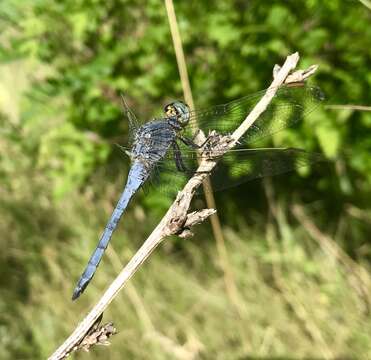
120,94 -> 140,145
184,84 -> 325,145
199,148 -> 325,192
154,147 -> 326,195
115,144 -> 326,196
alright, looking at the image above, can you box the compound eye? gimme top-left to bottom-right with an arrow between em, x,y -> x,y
164,105 -> 176,117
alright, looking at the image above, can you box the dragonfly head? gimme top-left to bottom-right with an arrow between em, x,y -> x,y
164,101 -> 190,128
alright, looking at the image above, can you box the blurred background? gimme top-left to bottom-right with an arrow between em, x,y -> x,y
1,0 -> 371,359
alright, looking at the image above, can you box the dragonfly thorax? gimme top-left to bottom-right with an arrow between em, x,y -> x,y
164,100 -> 190,128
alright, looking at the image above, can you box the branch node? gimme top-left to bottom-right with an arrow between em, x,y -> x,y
168,215 -> 187,234
73,315 -> 117,354
176,209 -> 216,238
273,63 -> 318,84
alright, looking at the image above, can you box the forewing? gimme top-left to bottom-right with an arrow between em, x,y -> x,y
185,84 -> 324,144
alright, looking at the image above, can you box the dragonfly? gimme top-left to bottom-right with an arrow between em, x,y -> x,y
72,83 -> 325,300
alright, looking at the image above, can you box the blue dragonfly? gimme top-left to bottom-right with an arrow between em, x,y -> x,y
72,83 -> 325,300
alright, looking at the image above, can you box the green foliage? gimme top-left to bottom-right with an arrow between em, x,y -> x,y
38,121 -> 110,197
1,0 -> 371,202
0,0 -> 371,359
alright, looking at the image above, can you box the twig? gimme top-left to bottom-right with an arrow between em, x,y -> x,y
325,104 -> 371,112
357,0 -> 371,11
48,52 -> 307,359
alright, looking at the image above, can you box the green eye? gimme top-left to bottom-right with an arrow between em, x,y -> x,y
173,101 -> 190,125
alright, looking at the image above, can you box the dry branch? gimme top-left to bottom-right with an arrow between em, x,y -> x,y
48,52 -> 316,359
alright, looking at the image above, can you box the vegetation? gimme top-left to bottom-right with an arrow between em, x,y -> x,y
0,0 -> 370,359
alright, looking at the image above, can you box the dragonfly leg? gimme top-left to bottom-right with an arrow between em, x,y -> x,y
172,141 -> 188,172
177,134 -> 201,149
